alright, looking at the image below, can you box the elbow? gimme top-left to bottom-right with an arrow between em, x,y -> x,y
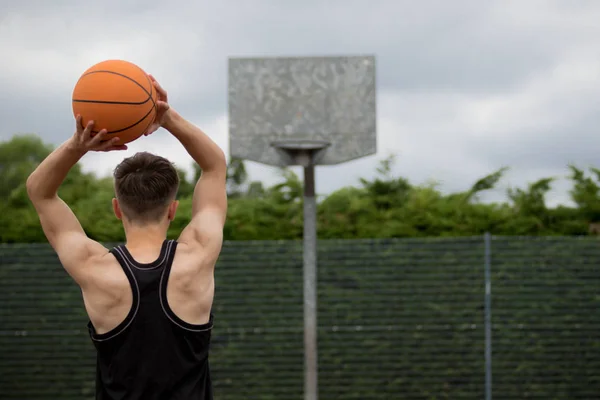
216,149 -> 227,169
193,147 -> 228,175
25,173 -> 52,201
25,174 -> 37,199
201,149 -> 227,172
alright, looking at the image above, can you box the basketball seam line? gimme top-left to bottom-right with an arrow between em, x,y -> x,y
144,72 -> 158,132
72,99 -> 150,105
77,103 -> 155,135
78,69 -> 153,97
140,77 -> 157,135
92,105 -> 155,134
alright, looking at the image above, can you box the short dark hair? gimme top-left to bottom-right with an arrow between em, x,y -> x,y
113,152 -> 179,224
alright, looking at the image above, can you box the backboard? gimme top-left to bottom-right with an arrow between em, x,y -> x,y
228,55 -> 377,167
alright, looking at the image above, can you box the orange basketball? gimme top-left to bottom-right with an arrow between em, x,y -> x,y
72,60 -> 157,145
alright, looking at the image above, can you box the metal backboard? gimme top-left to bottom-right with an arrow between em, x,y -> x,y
228,55 -> 377,166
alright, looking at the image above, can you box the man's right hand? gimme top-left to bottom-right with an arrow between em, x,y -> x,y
145,74 -> 172,137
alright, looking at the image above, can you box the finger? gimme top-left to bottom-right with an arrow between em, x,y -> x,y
151,79 -> 168,99
102,144 -> 128,152
91,129 -> 108,145
106,136 -> 120,147
148,74 -> 156,83
82,120 -> 95,141
75,115 -> 84,134
154,81 -> 167,96
156,101 -> 170,111
99,137 -> 123,150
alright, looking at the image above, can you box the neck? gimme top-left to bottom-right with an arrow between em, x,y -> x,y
124,223 -> 168,249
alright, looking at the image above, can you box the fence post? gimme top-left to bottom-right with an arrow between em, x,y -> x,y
484,232 -> 492,400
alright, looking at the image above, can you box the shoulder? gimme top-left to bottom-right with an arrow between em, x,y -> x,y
81,247 -> 128,287
178,208 -> 225,259
171,240 -> 218,274
91,249 -> 120,267
176,238 -> 222,265
167,241 -> 216,298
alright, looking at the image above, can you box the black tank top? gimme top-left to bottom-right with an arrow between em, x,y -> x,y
87,239 -> 214,400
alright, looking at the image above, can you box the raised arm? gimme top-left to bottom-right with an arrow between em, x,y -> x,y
149,78 -> 227,260
26,118 -> 126,286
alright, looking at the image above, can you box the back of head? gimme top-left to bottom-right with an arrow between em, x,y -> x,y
113,152 -> 179,225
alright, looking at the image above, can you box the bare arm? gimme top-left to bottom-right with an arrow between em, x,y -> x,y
26,118 -> 125,286
145,76 -> 227,261
164,110 -> 227,258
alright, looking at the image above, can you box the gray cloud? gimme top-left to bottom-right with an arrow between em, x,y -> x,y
2,0 -> 600,206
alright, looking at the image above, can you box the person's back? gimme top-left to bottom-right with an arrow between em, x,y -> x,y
25,76 -> 227,399
90,240 -> 214,399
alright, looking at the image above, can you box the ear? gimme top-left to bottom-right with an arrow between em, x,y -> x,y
167,200 -> 179,221
112,198 -> 123,220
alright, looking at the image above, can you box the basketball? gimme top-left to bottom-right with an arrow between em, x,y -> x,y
72,60 -> 157,145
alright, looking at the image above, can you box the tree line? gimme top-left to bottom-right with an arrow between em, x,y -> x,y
2,134 -> 600,243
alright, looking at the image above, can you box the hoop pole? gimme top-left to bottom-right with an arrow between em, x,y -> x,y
303,165 -> 318,400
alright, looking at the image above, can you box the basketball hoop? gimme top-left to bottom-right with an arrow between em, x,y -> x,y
227,56 -> 377,400
228,55 -> 376,167
270,139 -> 330,151
271,139 -> 331,167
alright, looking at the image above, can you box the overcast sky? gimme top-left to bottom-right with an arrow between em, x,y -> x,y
2,0 -> 600,206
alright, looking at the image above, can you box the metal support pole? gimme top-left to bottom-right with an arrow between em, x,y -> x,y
484,232 -> 492,400
303,165 -> 318,400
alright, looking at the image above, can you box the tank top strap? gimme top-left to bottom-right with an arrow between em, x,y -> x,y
164,239 -> 178,269
118,240 -> 172,270
110,245 -> 138,280
159,239 -> 178,292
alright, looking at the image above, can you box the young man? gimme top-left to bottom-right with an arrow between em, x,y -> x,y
26,76 -> 226,400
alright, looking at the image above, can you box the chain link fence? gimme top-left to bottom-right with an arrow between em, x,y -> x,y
1,236 -> 598,399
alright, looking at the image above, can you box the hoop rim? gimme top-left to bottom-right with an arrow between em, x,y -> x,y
270,139 -> 331,151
